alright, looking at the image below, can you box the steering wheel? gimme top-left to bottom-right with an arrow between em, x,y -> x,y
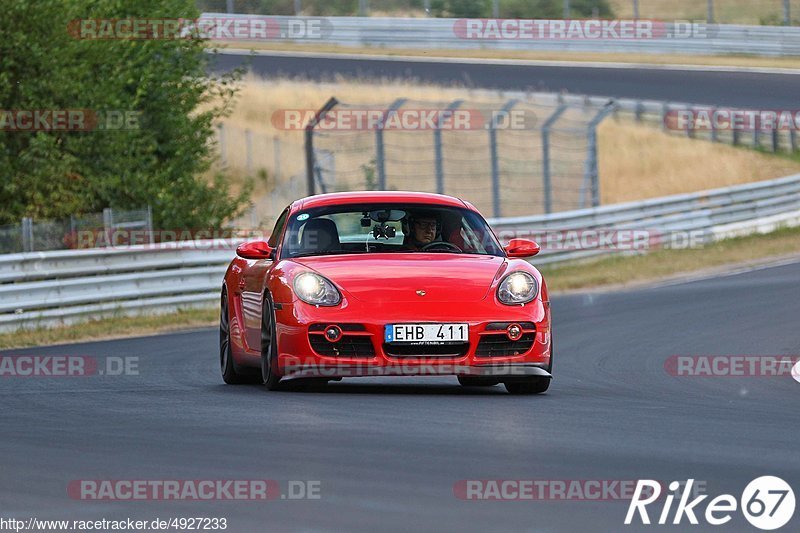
421,241 -> 462,253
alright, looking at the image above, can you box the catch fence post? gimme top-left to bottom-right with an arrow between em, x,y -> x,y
541,104 -> 568,214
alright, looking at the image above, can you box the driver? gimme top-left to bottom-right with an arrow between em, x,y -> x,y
403,212 -> 441,251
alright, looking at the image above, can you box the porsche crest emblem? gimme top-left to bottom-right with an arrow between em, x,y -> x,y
416,290 -> 426,296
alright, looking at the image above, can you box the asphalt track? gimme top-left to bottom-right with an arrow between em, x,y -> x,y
211,52 -> 800,108
1,260 -> 798,532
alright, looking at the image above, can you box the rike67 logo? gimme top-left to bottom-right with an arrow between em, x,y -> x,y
626,477 -> 795,530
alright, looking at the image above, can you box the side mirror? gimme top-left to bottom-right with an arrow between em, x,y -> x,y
505,238 -> 540,258
236,240 -> 274,260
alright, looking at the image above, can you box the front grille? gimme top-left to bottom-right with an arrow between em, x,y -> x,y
476,333 -> 536,357
309,335 -> 375,357
383,343 -> 469,357
309,323 -> 366,332
485,321 -> 537,331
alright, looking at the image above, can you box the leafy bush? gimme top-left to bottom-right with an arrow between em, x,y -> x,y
0,0 -> 250,229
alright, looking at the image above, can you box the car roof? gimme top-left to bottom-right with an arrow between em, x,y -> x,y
293,191 -> 471,212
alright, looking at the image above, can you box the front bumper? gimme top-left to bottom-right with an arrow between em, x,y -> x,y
273,298 -> 552,380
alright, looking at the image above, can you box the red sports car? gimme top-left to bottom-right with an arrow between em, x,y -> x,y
220,191 -> 552,394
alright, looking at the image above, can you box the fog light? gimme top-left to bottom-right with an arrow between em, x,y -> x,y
324,325 -> 342,342
506,323 -> 522,341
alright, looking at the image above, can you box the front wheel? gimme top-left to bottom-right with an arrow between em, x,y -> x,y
504,337 -> 553,395
261,294 -> 282,391
220,289 -> 254,384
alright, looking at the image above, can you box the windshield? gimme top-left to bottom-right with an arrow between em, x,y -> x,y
282,203 -> 504,259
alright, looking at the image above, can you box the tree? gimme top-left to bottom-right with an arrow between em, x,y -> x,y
0,0 -> 251,229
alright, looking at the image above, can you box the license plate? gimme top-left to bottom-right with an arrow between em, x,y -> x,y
385,323 -> 469,344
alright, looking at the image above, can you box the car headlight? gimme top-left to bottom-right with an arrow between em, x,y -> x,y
293,272 -> 341,306
497,271 -> 538,305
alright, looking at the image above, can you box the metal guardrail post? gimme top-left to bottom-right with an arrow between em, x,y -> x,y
375,98 -> 407,191
488,99 -> 519,218
305,97 -> 339,197
103,208 -> 113,248
635,101 -> 644,122
21,217 -> 34,253
146,205 -> 154,245
69,215 -> 77,246
313,150 -> 333,194
434,100 -> 463,196
584,102 -> 618,208
541,104 -> 568,215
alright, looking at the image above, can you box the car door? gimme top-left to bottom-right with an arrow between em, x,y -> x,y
241,207 -> 289,354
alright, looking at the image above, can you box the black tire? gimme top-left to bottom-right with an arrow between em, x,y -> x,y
503,336 -> 554,395
261,294 -> 282,391
457,376 -> 498,387
220,289 -> 253,384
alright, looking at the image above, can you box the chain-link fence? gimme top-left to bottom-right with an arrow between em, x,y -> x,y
218,89 -> 800,229
295,97 -> 616,219
0,208 -> 153,254
198,0 -> 800,25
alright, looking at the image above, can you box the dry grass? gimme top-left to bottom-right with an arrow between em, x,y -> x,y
609,0 -> 795,25
598,119 -> 800,203
215,76 -> 800,224
220,42 -> 800,70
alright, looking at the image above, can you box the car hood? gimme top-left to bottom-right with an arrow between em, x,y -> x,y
291,253 -> 506,303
